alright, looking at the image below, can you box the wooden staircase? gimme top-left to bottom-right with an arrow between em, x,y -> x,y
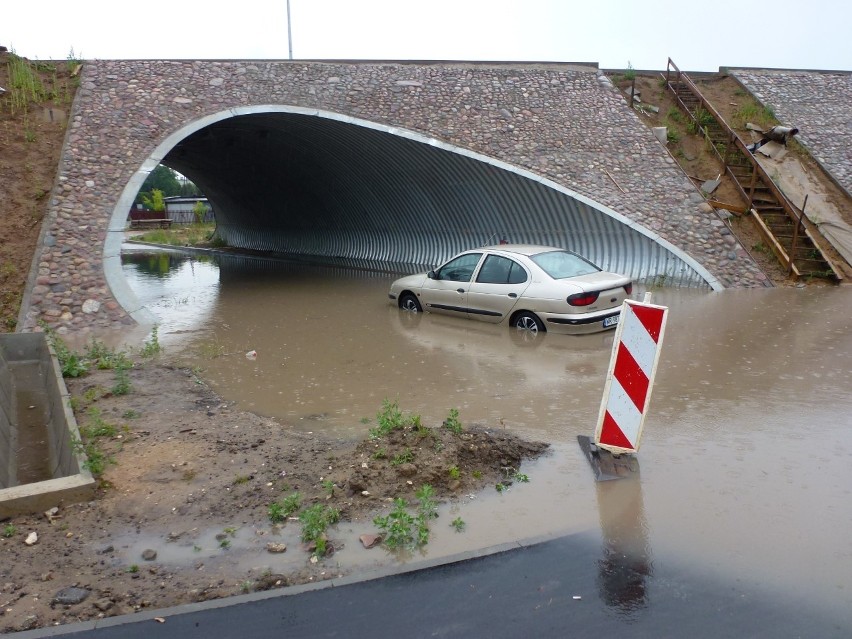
663,59 -> 843,282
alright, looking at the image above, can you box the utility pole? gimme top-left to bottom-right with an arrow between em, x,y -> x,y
287,0 -> 293,60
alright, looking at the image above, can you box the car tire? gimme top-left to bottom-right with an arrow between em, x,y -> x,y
399,292 -> 422,313
512,311 -> 544,333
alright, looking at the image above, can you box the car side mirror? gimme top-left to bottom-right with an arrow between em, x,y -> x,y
427,270 -> 437,280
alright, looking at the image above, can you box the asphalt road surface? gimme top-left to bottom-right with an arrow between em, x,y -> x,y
18,533 -> 849,639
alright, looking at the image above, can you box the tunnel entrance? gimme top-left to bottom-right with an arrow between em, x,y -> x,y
117,108 -> 716,289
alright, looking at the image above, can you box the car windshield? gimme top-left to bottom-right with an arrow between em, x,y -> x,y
530,251 -> 600,279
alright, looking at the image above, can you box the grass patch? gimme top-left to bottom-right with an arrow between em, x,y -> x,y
732,99 -> 778,130
132,222 -> 219,247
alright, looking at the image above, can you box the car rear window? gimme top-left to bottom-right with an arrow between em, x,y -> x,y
530,251 -> 600,279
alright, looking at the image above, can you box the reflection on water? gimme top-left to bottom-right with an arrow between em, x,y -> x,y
596,473 -> 652,617
121,248 -> 220,345
120,248 -> 852,624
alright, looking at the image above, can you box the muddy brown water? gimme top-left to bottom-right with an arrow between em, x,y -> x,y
121,248 -> 852,623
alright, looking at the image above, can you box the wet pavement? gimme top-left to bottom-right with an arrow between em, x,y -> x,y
118,248 -> 852,629
16,531 -> 849,638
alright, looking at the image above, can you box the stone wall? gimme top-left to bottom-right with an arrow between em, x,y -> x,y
730,69 -> 852,196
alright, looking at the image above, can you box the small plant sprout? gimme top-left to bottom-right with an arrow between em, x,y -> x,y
140,326 -> 162,358
443,408 -> 463,434
370,398 -> 418,439
495,483 -> 507,493
298,504 -> 340,556
223,527 -> 238,537
448,465 -> 460,480
415,484 -> 438,520
268,502 -> 285,524
2,524 -> 17,538
472,470 -> 483,480
233,475 -> 250,485
281,492 -> 301,516
451,517 -> 466,532
321,480 -> 335,497
391,448 -> 415,466
127,564 -> 139,573
373,498 -> 418,549
240,580 -> 253,593
374,484 -> 439,549
219,538 -> 231,549
513,472 -> 530,483
371,447 -> 387,460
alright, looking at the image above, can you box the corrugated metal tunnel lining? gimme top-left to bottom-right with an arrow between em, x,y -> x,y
164,112 -> 709,287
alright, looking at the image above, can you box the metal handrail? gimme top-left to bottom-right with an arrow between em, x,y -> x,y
664,59 -> 843,280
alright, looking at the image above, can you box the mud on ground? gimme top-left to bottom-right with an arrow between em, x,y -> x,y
0,360 -> 548,632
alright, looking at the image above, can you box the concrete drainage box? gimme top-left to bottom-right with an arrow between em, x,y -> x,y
0,333 -> 95,518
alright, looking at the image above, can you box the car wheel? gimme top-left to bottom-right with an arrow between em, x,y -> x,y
512,311 -> 544,334
399,292 -> 422,313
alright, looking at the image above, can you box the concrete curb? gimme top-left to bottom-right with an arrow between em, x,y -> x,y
14,529 -> 580,638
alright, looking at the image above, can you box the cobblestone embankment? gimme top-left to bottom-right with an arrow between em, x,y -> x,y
23,61 -> 768,337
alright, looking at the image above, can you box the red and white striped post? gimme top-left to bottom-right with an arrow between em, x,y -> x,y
593,297 -> 668,454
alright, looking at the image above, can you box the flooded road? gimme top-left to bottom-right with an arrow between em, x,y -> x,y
122,248 -> 852,626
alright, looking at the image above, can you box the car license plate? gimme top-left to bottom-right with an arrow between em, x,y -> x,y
603,315 -> 619,328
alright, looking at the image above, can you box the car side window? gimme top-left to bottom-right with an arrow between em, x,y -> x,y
437,253 -> 482,282
476,255 -> 528,285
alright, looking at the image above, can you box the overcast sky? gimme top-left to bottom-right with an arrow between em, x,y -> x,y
4,0 -> 851,72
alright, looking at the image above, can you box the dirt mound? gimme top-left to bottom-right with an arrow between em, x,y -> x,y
0,360 -> 548,632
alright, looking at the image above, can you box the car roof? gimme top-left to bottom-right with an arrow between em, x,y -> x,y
473,244 -> 566,257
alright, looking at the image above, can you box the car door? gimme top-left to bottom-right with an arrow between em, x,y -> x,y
420,252 -> 483,317
466,254 -> 530,323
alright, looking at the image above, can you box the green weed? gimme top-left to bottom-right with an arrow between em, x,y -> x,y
112,366 -> 132,395
666,107 -> 683,124
268,492 -> 301,523
369,398 -> 419,439
448,465 -> 460,480
373,498 -> 420,549
442,408 -> 463,434
373,484 -> 438,549
451,517 -> 466,532
139,326 -> 162,358
298,504 -> 340,546
391,448 -> 415,466
321,480 -> 335,497
42,324 -> 88,378
2,524 -> 16,538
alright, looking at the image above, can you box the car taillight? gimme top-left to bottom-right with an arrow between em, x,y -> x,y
624,282 -> 633,295
567,291 -> 599,306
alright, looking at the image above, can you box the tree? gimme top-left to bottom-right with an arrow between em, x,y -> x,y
192,200 -> 207,224
136,165 -> 181,205
140,188 -> 166,213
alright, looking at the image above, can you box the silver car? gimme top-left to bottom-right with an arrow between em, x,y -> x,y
388,245 -> 633,335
